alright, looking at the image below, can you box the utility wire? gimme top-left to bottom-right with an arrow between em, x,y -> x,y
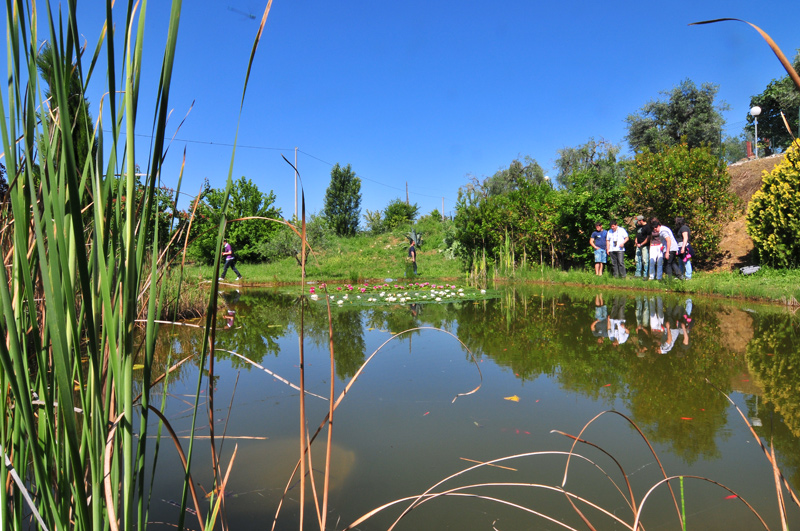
109,129 -> 454,202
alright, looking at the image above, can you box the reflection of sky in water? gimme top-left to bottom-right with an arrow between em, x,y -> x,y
145,287 -> 800,529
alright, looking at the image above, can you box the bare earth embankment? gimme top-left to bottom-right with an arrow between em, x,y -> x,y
715,154 -> 784,271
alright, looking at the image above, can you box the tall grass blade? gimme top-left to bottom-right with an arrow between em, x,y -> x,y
689,19 -> 800,91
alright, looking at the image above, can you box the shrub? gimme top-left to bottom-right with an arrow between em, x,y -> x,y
746,142 -> 800,267
259,213 -> 334,263
363,208 -> 384,234
383,199 -> 419,230
626,142 -> 735,263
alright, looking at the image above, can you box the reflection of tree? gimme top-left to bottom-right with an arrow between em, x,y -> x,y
745,310 -> 800,489
452,288 -> 749,465
215,291 -> 295,368
329,310 -> 366,379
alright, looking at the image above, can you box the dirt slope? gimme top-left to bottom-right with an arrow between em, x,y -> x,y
714,154 -> 784,272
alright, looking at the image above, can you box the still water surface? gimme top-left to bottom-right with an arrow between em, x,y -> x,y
146,285 -> 800,530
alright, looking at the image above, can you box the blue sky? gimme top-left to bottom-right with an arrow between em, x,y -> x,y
34,1 -> 800,220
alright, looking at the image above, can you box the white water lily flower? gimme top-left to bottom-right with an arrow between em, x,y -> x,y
435,297 -> 441,301
337,299 -> 344,305
459,292 -> 464,297
310,294 -> 319,301
480,289 -> 486,294
458,288 -> 464,292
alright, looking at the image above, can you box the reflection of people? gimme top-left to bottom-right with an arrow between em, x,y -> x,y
634,297 -> 651,357
220,239 -> 242,281
591,294 -> 609,344
408,240 -> 417,275
220,289 -> 240,328
656,299 -> 693,354
409,302 -> 421,318
606,220 -> 629,279
608,296 -> 629,345
590,222 -> 608,276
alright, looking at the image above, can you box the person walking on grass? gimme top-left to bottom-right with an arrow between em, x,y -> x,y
408,240 -> 417,275
606,220 -> 629,278
633,215 -> 651,278
589,222 -> 608,276
219,239 -> 242,281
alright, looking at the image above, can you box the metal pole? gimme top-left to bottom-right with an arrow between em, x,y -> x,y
294,147 -> 298,219
754,118 -> 758,159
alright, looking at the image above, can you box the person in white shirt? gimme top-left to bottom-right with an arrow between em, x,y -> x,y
605,220 -> 629,278
651,218 -> 684,280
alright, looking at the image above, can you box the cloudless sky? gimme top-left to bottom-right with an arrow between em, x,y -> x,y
18,1 -> 800,220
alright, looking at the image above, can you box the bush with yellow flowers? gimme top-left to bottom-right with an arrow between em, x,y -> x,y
747,142 -> 800,267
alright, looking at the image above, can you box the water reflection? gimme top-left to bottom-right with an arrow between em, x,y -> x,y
149,286 -> 800,527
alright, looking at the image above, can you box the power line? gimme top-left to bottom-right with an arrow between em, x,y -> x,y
104,130 -> 454,203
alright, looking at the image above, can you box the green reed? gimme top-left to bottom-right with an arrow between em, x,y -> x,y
0,1 -> 256,529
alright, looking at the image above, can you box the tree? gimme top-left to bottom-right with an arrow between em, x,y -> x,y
625,79 -> 728,153
746,142 -> 800,267
746,52 -> 800,155
323,163 -> 361,236
36,43 -> 95,177
555,138 -> 622,190
383,199 -> 419,230
189,176 -> 282,263
554,139 -> 627,266
625,142 -> 735,261
721,134 -> 747,164
482,156 -> 546,196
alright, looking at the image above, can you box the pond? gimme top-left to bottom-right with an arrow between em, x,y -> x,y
144,284 -> 800,530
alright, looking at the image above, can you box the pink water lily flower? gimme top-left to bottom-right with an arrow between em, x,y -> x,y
309,287 -> 316,294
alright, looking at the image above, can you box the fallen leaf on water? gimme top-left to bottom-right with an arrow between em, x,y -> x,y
724,494 -> 738,499
603,384 -> 611,387
681,417 -> 693,420
423,412 -> 430,416
504,395 -> 520,402
133,364 -> 144,370
535,399 -> 540,403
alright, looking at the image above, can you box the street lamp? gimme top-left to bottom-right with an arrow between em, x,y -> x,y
750,106 -> 762,158
544,175 -> 551,188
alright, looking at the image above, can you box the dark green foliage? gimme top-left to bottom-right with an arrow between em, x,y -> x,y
323,163 -> 361,236
626,142 -> 735,262
746,143 -> 800,267
383,199 -> 419,230
625,79 -> 728,153
189,176 -> 281,263
746,52 -> 800,155
455,149 -> 626,270
555,141 -> 627,267
454,176 -> 560,268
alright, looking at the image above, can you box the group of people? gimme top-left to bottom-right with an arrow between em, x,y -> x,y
590,216 -> 693,280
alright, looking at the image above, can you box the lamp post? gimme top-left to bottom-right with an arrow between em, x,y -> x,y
544,175 -> 551,188
750,106 -> 762,158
